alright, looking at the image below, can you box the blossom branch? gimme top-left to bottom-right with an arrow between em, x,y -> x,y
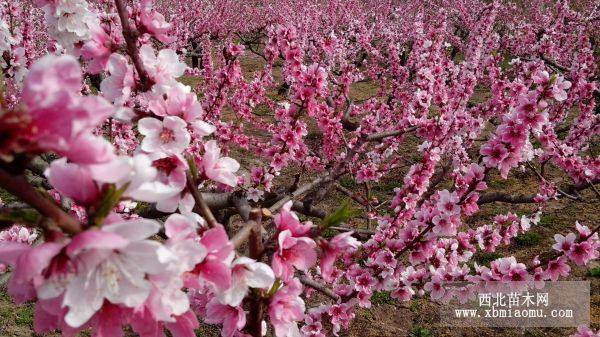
527,222 -> 600,272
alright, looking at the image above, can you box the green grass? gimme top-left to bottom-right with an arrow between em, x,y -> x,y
0,188 -> 17,204
371,180 -> 399,194
370,291 -> 395,306
409,327 -> 433,337
320,228 -> 336,239
538,214 -> 560,227
514,232 -> 542,247
339,176 -> 356,188
178,75 -> 203,87
475,252 -> 503,267
0,290 -> 34,329
486,178 -> 513,189
589,266 -> 600,278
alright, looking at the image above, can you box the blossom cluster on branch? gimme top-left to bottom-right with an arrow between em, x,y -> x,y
0,0 -> 599,337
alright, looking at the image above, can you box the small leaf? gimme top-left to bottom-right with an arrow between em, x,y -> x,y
89,183 -> 130,227
266,279 -> 282,297
320,200 -> 360,229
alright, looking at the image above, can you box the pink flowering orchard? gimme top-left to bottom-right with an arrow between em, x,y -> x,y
0,0 -> 598,336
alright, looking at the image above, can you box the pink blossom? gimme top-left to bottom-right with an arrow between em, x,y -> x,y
139,0 -> 174,43
191,225 -> 235,291
54,219 -> 176,327
569,326 -> 600,337
274,201 -> 313,236
205,298 -> 246,337
246,187 -> 264,202
423,273 -> 446,301
45,158 -> 99,205
201,140 -> 240,187
139,44 -> 186,83
480,140 -> 508,168
567,241 -> 597,266
319,232 -> 360,282
269,278 -> 305,337
80,26 -> 112,74
552,233 -> 577,253
436,190 -> 460,215
551,76 -> 571,101
149,154 -> 189,212
543,257 -> 570,281
217,256 -> 274,306
23,54 -> 115,164
147,82 -> 198,119
88,153 -> 181,203
139,116 -> 191,156
391,286 -> 415,301
327,303 -> 354,335
0,241 -> 64,304
146,214 -> 206,322
272,230 -> 317,282
100,53 -> 134,105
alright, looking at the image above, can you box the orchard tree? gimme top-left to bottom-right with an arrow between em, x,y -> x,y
0,0 -> 599,337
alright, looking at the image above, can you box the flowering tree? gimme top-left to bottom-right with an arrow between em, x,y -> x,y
0,0 -> 599,337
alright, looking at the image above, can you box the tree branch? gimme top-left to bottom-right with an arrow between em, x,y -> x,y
298,275 -> 340,301
0,168 -> 82,234
268,173 -> 332,213
365,126 -> 418,142
186,172 -> 218,227
114,0 -> 154,91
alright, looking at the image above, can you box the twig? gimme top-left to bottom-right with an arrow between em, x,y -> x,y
335,183 -> 369,207
586,179 -> 600,201
298,275 -> 340,301
526,162 -> 578,200
268,174 -> 331,213
186,172 -> 218,227
365,126 -> 418,142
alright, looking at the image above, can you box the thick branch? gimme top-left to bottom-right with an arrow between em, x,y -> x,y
245,210 -> 264,337
0,168 -> 81,234
231,220 -> 260,248
114,0 -> 154,91
477,192 -> 537,204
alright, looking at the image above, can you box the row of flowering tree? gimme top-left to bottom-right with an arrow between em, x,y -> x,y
0,0 -> 598,336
